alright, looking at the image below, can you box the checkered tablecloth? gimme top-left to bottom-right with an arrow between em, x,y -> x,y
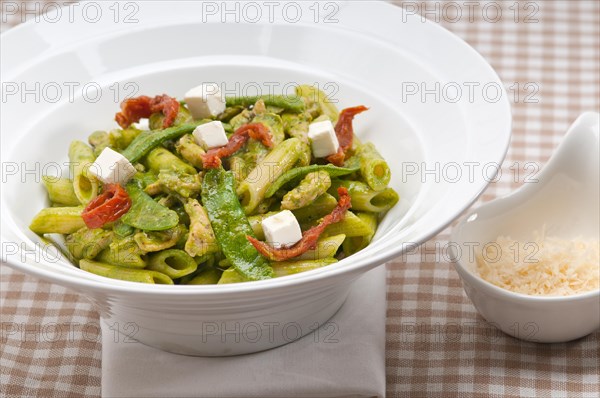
1,1 -> 599,397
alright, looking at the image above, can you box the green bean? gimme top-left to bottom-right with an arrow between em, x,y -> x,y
80,259 -> 173,284
202,168 -> 273,281
121,121 -> 207,163
42,176 -> 80,206
147,249 -> 197,279
265,164 -> 359,198
121,183 -> 179,231
30,207 -> 85,234
226,95 -> 305,113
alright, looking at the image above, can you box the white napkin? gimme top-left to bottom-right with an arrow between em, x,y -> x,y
101,266 -> 386,398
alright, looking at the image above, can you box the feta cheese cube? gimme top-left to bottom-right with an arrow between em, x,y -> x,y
261,210 -> 303,249
184,83 -> 226,119
89,147 -> 136,185
308,120 -> 339,158
193,121 -> 229,149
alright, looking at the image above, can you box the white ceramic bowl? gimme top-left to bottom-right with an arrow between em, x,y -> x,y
451,112 -> 600,343
1,1 -> 511,355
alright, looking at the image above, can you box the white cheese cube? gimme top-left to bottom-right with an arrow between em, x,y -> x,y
308,120 -> 339,158
89,147 -> 136,185
261,210 -> 303,249
193,121 -> 229,149
184,83 -> 226,119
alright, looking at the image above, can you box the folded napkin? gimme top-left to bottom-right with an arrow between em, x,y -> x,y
101,266 -> 386,398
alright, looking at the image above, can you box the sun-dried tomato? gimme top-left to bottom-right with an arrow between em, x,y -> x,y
115,94 -> 180,129
247,187 -> 352,261
81,184 -> 132,229
326,105 -> 368,166
202,123 -> 273,168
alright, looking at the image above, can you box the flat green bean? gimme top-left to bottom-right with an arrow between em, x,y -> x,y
226,95 -> 305,113
202,168 -> 273,281
121,183 -> 179,231
121,121 -> 206,163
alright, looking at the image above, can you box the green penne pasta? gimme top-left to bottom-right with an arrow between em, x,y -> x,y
323,211 -> 374,238
109,126 -> 143,150
265,164 -> 359,198
295,84 -> 339,122
272,258 -> 338,277
184,266 -> 222,285
80,259 -> 173,284
31,85 -> 399,285
147,249 -> 197,279
175,134 -> 205,169
96,235 -> 146,269
281,171 -> 331,210
292,193 -> 339,224
68,140 -> 98,204
354,142 -> 391,191
88,130 -> 110,156
134,225 -> 185,252
30,206 -> 85,235
281,112 -> 310,144
145,147 -> 196,175
294,234 -> 345,261
218,268 -> 247,284
65,227 -> 113,260
329,180 -> 399,213
42,176 -> 80,206
237,138 -> 308,214
149,106 -> 193,130
342,212 -> 378,255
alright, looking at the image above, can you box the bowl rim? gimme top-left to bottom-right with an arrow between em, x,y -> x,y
1,0 -> 513,296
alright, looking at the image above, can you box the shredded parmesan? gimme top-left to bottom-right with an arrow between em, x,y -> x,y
475,231 -> 599,296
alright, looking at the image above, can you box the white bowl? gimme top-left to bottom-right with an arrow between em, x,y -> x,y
451,112 -> 600,343
1,1 -> 511,355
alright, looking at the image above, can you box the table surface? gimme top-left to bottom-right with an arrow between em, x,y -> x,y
1,1 -> 599,397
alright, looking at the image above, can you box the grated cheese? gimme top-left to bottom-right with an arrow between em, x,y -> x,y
475,231 -> 599,296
